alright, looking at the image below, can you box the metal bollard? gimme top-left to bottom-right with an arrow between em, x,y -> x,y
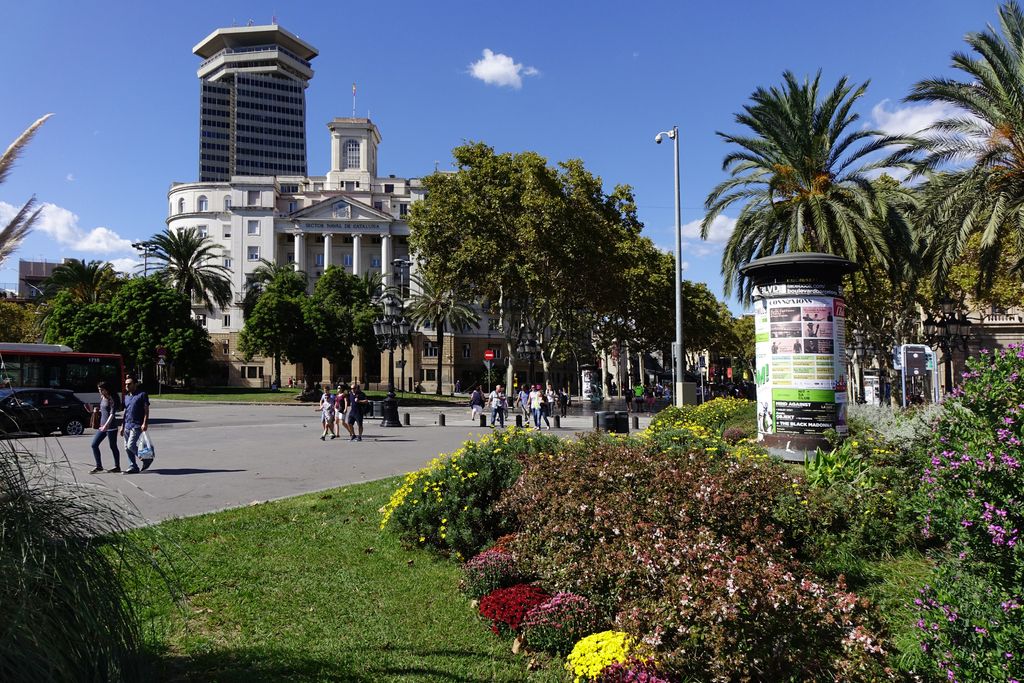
479,414 -> 486,427
439,413 -> 446,426
515,414 -> 523,428
553,415 -> 561,429
593,414 -> 599,430
632,415 -> 639,430
403,412 -> 410,426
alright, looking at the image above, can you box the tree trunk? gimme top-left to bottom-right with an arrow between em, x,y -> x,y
601,350 -> 611,398
274,353 -> 282,387
435,318 -> 445,395
625,346 -> 634,387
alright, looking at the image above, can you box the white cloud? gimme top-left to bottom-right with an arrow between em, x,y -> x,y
468,49 -> 539,89
65,173 -> 75,182
108,257 -> 138,273
870,99 -> 965,136
681,214 -> 736,243
0,201 -> 135,255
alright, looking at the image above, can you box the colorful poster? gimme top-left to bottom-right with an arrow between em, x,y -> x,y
754,289 -> 848,442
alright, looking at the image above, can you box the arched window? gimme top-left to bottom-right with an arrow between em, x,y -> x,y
197,195 -> 209,212
177,198 -> 185,214
344,139 -> 360,169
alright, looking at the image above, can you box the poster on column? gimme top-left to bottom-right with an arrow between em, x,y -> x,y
754,291 -> 848,440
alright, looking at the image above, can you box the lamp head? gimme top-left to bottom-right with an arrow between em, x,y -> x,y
655,133 -> 663,144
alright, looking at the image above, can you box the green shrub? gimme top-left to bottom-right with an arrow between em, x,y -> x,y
0,439 -> 174,681
912,345 -> 1024,681
500,436 -> 891,680
379,426 -> 562,558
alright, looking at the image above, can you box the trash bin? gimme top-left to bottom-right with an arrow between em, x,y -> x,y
594,411 -> 613,432
614,411 -> 630,434
369,400 -> 383,418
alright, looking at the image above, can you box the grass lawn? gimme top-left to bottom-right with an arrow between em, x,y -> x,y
137,477 -> 563,682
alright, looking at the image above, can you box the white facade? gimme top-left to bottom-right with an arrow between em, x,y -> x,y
167,118 -> 416,338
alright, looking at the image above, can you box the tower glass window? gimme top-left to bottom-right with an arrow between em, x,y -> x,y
344,140 -> 360,169
197,196 -> 208,212
178,198 -> 185,214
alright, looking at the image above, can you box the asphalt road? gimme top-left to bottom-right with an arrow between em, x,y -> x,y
20,400 -> 652,525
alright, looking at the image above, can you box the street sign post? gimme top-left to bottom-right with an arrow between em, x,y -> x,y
483,358 -> 494,392
484,349 -> 496,361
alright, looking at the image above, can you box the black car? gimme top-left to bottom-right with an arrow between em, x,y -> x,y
0,388 -> 92,437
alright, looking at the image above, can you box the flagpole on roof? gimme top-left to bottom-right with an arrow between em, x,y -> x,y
352,83 -> 356,118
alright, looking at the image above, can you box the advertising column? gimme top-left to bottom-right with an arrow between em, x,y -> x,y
742,254 -> 858,458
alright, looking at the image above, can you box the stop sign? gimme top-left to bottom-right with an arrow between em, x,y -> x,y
484,349 -> 495,361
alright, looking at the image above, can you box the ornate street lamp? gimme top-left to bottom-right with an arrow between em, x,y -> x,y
517,327 -> 540,386
923,301 -> 972,394
373,291 -> 411,427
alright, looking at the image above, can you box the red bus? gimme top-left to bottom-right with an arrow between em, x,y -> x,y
0,343 -> 126,405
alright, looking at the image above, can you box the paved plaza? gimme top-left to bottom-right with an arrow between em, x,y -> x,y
25,400 -> 652,525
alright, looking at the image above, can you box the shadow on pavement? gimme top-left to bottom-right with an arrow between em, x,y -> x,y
147,418 -> 196,425
150,468 -> 247,475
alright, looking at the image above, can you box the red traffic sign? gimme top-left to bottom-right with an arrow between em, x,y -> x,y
484,349 -> 496,361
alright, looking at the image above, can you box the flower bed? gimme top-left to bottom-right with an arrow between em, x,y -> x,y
478,583 -> 550,635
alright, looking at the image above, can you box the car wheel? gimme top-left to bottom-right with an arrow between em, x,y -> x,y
61,419 -> 86,436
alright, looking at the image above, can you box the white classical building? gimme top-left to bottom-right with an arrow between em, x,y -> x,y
167,117 -> 418,385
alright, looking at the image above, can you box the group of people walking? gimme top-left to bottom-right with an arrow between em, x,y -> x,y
317,382 -> 370,441
468,383 -> 568,429
625,383 -> 663,414
89,375 -> 151,474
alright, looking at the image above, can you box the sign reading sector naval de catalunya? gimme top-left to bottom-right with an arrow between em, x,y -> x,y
484,349 -> 496,361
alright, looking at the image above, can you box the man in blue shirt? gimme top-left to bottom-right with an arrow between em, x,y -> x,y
119,375 -> 150,474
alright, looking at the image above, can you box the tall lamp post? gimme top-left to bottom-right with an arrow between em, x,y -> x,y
517,326 -> 540,387
392,258 -> 413,394
923,299 -> 972,394
373,292 -> 412,426
656,126 -> 685,407
131,241 -> 156,276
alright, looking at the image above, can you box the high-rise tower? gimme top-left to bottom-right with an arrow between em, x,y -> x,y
193,24 -> 318,181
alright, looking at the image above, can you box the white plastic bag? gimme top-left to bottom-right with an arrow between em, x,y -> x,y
138,432 -> 156,463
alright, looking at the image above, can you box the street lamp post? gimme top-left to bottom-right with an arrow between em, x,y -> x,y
656,126 -> 685,407
131,241 -> 156,276
372,292 -> 412,427
517,327 -> 540,387
393,258 -> 413,393
924,300 -> 972,395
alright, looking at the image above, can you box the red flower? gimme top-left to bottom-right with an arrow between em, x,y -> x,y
479,584 -> 550,634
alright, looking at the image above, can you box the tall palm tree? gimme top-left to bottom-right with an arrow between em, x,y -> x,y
906,0 -> 1024,291
241,258 -> 304,319
702,71 -> 914,301
43,259 -> 119,304
0,114 -> 51,267
405,275 -> 479,395
147,228 -> 232,309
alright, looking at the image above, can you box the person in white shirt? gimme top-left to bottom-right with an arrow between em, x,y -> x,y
488,384 -> 507,427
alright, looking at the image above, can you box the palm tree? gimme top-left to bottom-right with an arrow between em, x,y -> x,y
702,71 -> 914,301
147,228 -> 232,309
241,258 -> 304,319
405,275 -> 479,395
906,0 -> 1024,291
0,114 -> 51,268
43,259 -> 119,304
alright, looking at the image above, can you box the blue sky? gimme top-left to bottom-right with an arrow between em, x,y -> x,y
0,1 -> 1001,310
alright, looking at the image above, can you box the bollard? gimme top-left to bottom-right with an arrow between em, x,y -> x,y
631,415 -> 639,430
403,412 -> 410,426
553,415 -> 561,429
515,414 -> 523,428
439,413 -> 446,426
479,414 -> 486,428
593,414 -> 599,430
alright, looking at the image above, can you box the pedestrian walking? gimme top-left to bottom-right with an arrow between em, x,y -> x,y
645,386 -> 656,413
540,386 -> 553,430
346,383 -> 369,441
335,383 -> 354,439
518,386 -> 530,419
558,387 -> 569,418
625,385 -> 633,413
529,384 -> 543,429
469,384 -> 485,421
119,376 -> 149,474
633,383 -> 645,413
318,384 -> 337,440
89,381 -> 121,473
488,384 -> 507,427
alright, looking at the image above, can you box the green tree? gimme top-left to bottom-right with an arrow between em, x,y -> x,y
304,266 -> 378,371
907,0 -> 1024,290
42,291 -> 118,353
0,301 -> 37,343
238,267 -> 309,387
406,274 -> 480,394
43,258 -> 119,304
0,114 -> 50,267
702,71 -> 914,301
148,227 -> 232,309
241,259 -> 302,320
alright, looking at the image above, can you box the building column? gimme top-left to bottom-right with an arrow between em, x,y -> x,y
323,233 -> 333,269
381,233 -> 393,285
352,233 -> 362,276
294,232 -> 305,272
